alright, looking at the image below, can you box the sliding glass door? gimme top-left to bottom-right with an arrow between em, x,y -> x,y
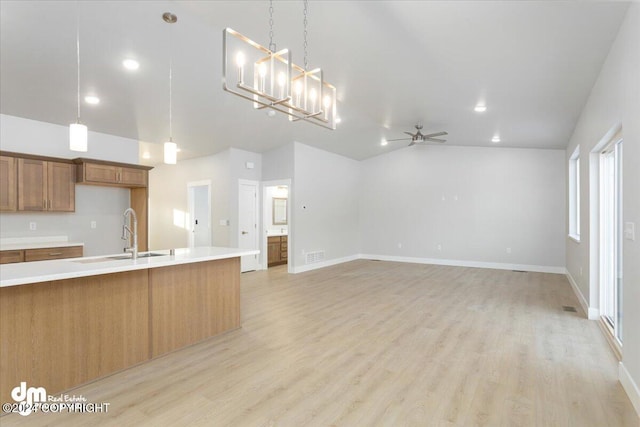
600,139 -> 623,343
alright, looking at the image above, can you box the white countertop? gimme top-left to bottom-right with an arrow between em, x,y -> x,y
0,247 -> 259,288
0,236 -> 84,251
266,232 -> 288,237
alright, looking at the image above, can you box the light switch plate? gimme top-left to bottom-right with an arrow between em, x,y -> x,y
624,222 -> 635,241
29,222 -> 36,231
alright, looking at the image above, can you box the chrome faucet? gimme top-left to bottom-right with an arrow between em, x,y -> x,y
122,208 -> 138,260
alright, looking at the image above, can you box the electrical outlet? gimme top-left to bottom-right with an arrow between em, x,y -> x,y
90,221 -> 97,229
437,244 -> 442,252
397,243 -> 402,249
506,247 -> 512,254
29,222 -> 36,231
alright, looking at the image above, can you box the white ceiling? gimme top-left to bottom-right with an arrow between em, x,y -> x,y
0,1 -> 629,164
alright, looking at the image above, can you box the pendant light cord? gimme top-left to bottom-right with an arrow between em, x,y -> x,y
303,0 -> 309,71
169,54 -> 173,141
76,1 -> 81,122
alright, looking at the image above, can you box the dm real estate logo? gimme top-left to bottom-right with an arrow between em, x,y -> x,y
10,382 -> 46,416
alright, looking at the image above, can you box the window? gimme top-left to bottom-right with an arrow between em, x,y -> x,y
569,146 -> 580,241
600,138 -> 623,344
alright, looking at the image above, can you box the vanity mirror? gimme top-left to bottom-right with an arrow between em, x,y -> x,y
273,198 -> 287,225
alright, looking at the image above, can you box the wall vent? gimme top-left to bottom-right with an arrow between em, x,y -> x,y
305,251 -> 325,264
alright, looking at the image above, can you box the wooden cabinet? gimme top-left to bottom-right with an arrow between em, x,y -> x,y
0,250 -> 24,264
0,246 -> 83,264
17,158 -> 75,212
76,160 -> 148,188
24,246 -> 83,262
0,156 -> 17,211
267,235 -> 288,267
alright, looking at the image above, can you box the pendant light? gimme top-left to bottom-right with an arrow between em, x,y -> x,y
70,2 -> 88,152
163,12 -> 178,165
222,0 -> 337,129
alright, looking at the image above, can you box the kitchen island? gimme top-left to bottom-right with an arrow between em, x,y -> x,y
0,247 -> 258,404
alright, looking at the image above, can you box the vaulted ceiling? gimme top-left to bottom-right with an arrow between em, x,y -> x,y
0,1 -> 630,164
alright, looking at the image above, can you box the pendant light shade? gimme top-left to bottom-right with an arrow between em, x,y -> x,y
164,140 -> 177,165
69,123 -> 88,152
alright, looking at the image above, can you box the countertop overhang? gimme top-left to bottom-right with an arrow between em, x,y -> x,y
0,247 -> 259,288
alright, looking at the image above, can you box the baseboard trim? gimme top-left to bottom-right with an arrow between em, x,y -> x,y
620,362 -> 640,418
359,254 -> 565,274
565,270 -> 599,319
291,254 -> 360,274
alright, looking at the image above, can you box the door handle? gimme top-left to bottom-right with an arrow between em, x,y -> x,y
241,231 -> 249,235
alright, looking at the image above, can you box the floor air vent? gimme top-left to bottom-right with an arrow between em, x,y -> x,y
305,251 -> 325,264
562,306 -> 577,312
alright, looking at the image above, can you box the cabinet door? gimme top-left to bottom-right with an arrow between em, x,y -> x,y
0,250 -> 24,264
84,163 -> 118,184
268,238 -> 281,266
0,156 -> 17,211
48,162 -> 75,212
18,158 -> 47,211
119,167 -> 147,187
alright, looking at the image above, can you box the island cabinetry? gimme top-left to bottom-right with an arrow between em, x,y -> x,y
0,270 -> 149,404
0,155 -> 17,211
18,158 -> 75,212
150,257 -> 240,356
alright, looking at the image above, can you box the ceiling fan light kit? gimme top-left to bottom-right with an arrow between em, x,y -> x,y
222,0 -> 337,130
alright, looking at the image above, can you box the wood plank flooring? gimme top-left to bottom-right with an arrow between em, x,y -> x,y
2,260 -> 638,426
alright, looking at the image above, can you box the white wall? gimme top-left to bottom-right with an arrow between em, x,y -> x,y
0,114 -> 138,162
149,150 -> 230,250
148,147 -> 263,252
0,114 -> 139,256
291,142 -> 361,271
359,145 -> 566,270
262,142 -> 294,182
565,3 -> 640,412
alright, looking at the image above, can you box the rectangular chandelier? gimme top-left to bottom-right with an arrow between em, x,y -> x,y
222,28 -> 337,130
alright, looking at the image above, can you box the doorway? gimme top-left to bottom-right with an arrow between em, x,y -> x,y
263,180 -> 291,271
239,180 -> 259,272
188,181 -> 211,248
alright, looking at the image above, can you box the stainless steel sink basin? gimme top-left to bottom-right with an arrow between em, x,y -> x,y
108,252 -> 166,260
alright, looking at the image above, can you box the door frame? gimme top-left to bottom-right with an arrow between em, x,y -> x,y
262,179 -> 292,273
187,180 -> 212,248
238,179 -> 260,271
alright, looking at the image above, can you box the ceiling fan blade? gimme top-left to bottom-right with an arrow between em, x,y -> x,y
423,131 -> 448,138
403,131 -> 416,137
408,140 -> 417,147
424,138 -> 447,143
385,137 -> 410,142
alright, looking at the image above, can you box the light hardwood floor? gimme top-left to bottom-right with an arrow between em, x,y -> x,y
2,260 -> 638,426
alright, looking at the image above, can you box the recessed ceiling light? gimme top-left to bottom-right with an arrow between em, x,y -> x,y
381,139 -> 388,146
84,95 -> 100,105
474,104 -> 487,113
142,151 -> 151,159
335,117 -> 342,124
492,135 -> 501,143
122,59 -> 140,70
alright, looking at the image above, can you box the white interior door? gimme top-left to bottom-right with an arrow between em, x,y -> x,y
239,181 -> 258,272
188,181 -> 211,248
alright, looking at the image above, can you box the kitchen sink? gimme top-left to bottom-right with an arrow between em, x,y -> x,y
107,252 -> 166,260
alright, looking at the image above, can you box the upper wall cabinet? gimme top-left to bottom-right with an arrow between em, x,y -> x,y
74,159 -> 150,188
0,156 -> 17,211
18,158 -> 75,212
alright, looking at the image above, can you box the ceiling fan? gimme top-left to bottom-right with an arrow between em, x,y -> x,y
386,124 -> 448,146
